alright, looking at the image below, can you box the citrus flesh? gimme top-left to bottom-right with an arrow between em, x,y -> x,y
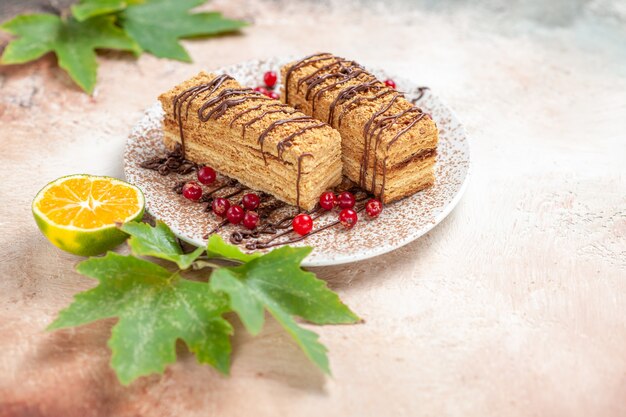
32,175 -> 145,256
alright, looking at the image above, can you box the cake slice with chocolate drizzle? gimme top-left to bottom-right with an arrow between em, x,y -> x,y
281,53 -> 438,203
158,71 -> 342,210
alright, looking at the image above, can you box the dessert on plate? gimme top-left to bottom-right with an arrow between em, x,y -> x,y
281,53 -> 438,203
158,71 -> 342,211
126,54 -> 472,262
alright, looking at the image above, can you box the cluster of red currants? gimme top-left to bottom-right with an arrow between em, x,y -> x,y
211,192 -> 261,230
181,166 -> 261,230
292,191 -> 383,236
254,71 -> 280,100
183,168 -> 383,237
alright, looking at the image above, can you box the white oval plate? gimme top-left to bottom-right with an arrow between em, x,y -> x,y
124,57 -> 470,267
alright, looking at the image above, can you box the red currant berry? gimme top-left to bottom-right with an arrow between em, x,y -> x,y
263,71 -> 277,88
337,191 -> 356,209
242,211 -> 260,230
365,198 -> 383,218
212,197 -> 230,216
226,205 -> 245,224
197,166 -> 216,185
384,79 -> 396,89
339,208 -> 358,229
254,86 -> 268,95
182,181 -> 202,201
266,91 -> 280,100
319,191 -> 336,211
242,193 -> 260,210
292,213 -> 313,236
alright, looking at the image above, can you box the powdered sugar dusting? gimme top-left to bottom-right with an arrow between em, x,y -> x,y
123,57 -> 470,266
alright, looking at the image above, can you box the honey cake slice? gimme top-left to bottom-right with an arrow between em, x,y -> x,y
158,71 -> 342,210
281,53 -> 438,203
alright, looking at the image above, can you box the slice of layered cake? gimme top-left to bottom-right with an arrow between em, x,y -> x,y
159,72 -> 342,210
281,53 -> 438,203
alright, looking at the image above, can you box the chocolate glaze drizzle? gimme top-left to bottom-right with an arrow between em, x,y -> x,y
171,72 -> 328,209
413,86 -> 430,103
173,74 -> 234,156
284,52 -> 334,101
283,53 -> 434,201
243,191 -> 369,250
277,122 -> 326,159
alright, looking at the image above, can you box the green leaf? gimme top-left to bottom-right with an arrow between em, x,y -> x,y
120,0 -> 247,62
0,14 -> 58,64
121,221 -> 204,269
71,0 -> 128,21
210,245 -> 360,374
206,234 -> 260,263
49,253 -> 232,385
0,14 -> 140,93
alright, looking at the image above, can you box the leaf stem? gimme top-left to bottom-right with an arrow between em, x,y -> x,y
192,260 -> 225,270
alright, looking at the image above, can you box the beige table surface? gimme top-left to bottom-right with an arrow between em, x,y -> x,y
1,1 -> 625,416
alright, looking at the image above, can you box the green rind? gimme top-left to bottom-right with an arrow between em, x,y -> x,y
33,207 -> 144,256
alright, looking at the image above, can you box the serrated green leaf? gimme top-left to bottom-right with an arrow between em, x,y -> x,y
0,14 -> 58,63
120,0 -> 247,62
206,234 -> 260,263
121,221 -> 204,269
71,0 -> 128,21
0,14 -> 140,93
49,253 -> 232,385
210,245 -> 359,373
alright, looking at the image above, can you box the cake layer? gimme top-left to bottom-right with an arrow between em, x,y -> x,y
159,71 -> 342,210
281,53 -> 438,203
343,150 -> 436,202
